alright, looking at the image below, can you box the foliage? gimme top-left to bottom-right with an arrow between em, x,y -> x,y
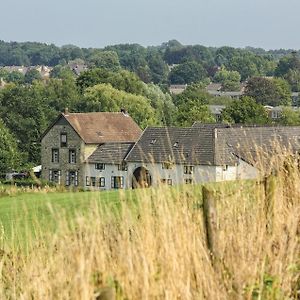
0,120 -> 20,173
76,68 -> 145,95
245,77 -> 291,106
277,107 -> 300,125
174,82 -> 210,106
274,53 -> 300,77
174,83 -> 214,126
24,69 -> 42,84
50,65 -> 75,79
142,83 -> 176,125
0,78 -> 80,164
79,83 -> 156,128
87,50 -> 121,71
168,61 -> 208,84
0,69 -> 25,84
214,66 -> 241,91
221,96 -> 269,124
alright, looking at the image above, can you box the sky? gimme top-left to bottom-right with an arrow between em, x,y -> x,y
1,0 -> 300,50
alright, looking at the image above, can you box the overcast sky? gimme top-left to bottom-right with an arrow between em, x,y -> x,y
1,0 -> 299,50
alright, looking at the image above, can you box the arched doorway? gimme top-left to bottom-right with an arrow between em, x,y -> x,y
132,167 -> 152,189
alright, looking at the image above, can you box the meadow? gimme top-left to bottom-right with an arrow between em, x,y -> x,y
0,166 -> 299,299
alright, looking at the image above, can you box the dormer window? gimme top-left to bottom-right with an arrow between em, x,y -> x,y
60,133 -> 67,147
173,142 -> 179,148
95,163 -> 105,171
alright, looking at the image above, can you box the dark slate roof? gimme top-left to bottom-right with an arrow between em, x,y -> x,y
215,126 -> 300,168
126,124 -> 300,167
87,143 -> 134,164
125,127 -> 216,165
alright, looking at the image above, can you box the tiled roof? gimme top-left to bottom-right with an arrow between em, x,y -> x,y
87,143 -> 134,164
126,124 -> 300,167
125,127 -> 216,165
215,126 -> 300,168
63,112 -> 142,144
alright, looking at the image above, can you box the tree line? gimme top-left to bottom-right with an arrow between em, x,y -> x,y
2,40 -> 300,174
1,40 -> 300,88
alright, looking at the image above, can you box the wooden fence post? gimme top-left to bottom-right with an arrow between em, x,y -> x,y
264,175 -> 276,234
202,186 -> 219,264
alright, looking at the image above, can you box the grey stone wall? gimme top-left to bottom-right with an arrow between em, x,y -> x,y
41,117 -> 85,187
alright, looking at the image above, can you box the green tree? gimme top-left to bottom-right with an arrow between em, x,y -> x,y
6,71 -> 25,84
79,83 -> 156,128
143,83 -> 176,125
221,96 -> 269,124
168,61 -> 208,84
146,50 -> 169,83
284,69 -> 300,92
277,107 -> 300,125
173,83 -> 214,126
0,84 -> 48,163
245,77 -> 291,106
0,120 -> 20,173
275,53 -> 300,77
174,82 -> 210,106
176,103 -> 214,126
87,50 -> 121,71
24,69 -> 42,84
214,66 -> 241,91
50,65 -> 75,79
76,68 -> 145,95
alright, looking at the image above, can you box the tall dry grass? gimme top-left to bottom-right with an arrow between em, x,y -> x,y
0,154 -> 299,299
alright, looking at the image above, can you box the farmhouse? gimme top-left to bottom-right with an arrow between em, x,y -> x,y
41,111 -> 142,188
41,112 -> 300,190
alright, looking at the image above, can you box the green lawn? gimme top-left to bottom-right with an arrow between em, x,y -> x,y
0,180 -> 258,248
0,189 -> 132,247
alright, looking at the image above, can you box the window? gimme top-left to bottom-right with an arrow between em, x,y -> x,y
162,162 -> 173,169
51,149 -> 59,163
86,176 -> 90,186
99,177 -> 105,187
118,162 -> 127,171
161,179 -> 172,185
185,178 -> 193,184
95,163 -> 105,171
60,133 -> 67,147
111,176 -> 124,189
223,165 -> 228,171
69,149 -> 76,164
49,169 -> 61,183
184,165 -> 194,174
90,177 -> 96,187
66,170 -> 78,186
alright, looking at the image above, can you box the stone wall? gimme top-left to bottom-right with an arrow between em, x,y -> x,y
41,117 -> 85,187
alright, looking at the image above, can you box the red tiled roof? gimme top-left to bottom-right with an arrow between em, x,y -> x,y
63,112 -> 142,143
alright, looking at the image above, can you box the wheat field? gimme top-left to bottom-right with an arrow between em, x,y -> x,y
0,158 -> 299,299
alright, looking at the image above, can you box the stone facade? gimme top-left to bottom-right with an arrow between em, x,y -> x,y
41,117 -> 97,187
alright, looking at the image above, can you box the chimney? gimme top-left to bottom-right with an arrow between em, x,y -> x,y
64,107 -> 69,115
